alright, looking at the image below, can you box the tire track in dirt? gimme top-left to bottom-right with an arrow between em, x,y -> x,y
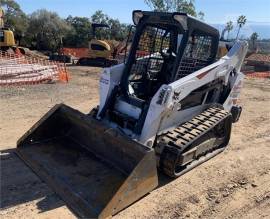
1,71 -> 270,219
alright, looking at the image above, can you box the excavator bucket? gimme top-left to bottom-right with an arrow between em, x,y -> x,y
16,104 -> 158,219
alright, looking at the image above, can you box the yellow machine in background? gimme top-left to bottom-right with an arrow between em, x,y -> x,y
0,7 -> 3,28
88,39 -> 111,59
0,7 -> 29,54
77,23 -> 119,66
0,7 -> 16,48
0,29 -> 16,47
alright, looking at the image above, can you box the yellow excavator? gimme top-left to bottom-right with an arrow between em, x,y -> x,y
0,7 -> 29,54
0,7 -> 16,49
77,23 -> 119,66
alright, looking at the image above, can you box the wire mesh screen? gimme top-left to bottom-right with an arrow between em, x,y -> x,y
128,26 -> 170,81
176,35 -> 212,80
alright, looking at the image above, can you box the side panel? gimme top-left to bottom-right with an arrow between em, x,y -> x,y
98,63 -> 125,117
223,72 -> 244,111
0,30 -> 15,47
139,60 -> 223,145
139,41 -> 248,145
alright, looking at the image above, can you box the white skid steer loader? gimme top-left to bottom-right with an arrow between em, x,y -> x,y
17,11 -> 248,218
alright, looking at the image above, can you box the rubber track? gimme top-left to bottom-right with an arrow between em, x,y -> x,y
158,107 -> 230,177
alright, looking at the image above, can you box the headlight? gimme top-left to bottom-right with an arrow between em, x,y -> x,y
132,10 -> 143,25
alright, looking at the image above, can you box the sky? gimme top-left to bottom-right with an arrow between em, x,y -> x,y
16,0 -> 270,37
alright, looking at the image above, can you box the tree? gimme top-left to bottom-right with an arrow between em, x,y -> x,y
220,21 -> 233,40
236,15 -> 247,40
1,0 -> 22,26
91,10 -> 110,39
27,9 -> 70,51
197,11 -> 205,21
0,0 -> 28,45
90,10 -> 130,41
225,21 -> 233,40
144,0 -> 174,12
65,16 -> 91,47
144,0 -> 203,18
91,10 -> 109,24
250,32 -> 259,51
176,0 -> 197,17
108,18 -> 130,41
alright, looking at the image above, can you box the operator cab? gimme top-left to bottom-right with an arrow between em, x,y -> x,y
102,11 -> 219,134
125,22 -> 182,100
121,11 -> 219,102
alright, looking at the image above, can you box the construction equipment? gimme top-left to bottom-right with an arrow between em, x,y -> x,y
0,7 -> 16,49
17,11 -> 248,218
0,7 -> 28,54
77,23 -> 119,67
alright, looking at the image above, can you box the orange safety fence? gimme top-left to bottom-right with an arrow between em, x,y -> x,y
245,71 -> 270,79
60,47 -> 89,58
0,51 -> 69,86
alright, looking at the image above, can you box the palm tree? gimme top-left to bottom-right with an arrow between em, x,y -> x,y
197,11 -> 205,20
226,21 -> 233,40
250,32 -> 259,51
236,15 -> 247,39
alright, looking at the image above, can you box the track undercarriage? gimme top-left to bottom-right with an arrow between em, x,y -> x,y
77,57 -> 118,67
157,107 -> 232,177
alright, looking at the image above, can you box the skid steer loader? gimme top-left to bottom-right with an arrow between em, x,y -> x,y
17,11 -> 248,218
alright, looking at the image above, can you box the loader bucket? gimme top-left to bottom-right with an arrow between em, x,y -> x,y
16,104 -> 158,218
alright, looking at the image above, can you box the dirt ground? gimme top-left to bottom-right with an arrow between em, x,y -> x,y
1,66 -> 269,219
